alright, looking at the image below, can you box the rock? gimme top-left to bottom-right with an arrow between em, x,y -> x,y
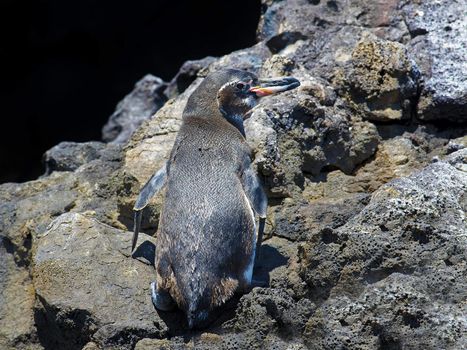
257,0 -> 407,43
2,1 -> 467,348
245,85 -> 379,197
206,42 -> 271,75
300,150 -> 467,348
264,193 -> 370,243
258,0 -> 467,124
33,213 -> 166,349
135,338 -> 175,350
403,1 -> 467,122
222,288 -> 315,349
302,123 -> 465,200
0,141 -> 131,268
0,172 -> 80,266
0,237 -> 41,350
43,141 -> 120,175
164,57 -> 217,99
334,33 -> 420,122
102,74 -> 167,144
304,273 -> 466,349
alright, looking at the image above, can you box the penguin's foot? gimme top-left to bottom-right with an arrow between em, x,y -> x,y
151,281 -> 175,311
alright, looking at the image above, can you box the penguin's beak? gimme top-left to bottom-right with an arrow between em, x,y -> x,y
249,77 -> 300,97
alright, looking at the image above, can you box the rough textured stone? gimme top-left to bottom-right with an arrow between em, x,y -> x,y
257,0 -> 407,44
207,42 -> 271,75
123,79 -> 201,185
258,0 -> 466,123
102,74 -> 167,143
403,0 -> 467,122
0,237 -> 41,350
245,83 -> 379,198
43,141 -> 120,175
33,213 -> 166,349
300,150 -> 467,348
272,193 -> 371,242
2,1 -> 467,348
334,33 -> 420,122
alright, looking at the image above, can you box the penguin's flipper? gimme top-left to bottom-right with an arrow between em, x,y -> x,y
240,165 -> 268,264
132,162 -> 167,252
240,165 -> 267,218
134,162 -> 168,211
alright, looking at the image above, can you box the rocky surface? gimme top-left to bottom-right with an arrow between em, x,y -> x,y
334,33 -> 420,122
102,75 -> 167,144
1,0 -> 466,349
33,213 -> 166,350
403,0 -> 467,122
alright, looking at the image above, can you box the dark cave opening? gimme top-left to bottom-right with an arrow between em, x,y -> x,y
0,0 -> 261,183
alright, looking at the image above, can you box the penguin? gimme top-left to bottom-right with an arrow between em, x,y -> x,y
132,69 -> 300,328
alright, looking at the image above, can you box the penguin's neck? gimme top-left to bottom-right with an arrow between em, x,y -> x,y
219,108 -> 246,137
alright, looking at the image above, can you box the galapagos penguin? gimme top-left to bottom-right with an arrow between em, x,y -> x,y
132,69 -> 300,328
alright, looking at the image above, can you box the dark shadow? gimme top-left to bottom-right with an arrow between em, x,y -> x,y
131,240 -> 156,266
253,244 -> 289,286
34,294 -> 96,350
155,308 -> 189,336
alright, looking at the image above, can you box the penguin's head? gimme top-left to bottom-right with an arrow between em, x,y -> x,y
216,75 -> 301,121
216,79 -> 258,119
183,69 -> 300,135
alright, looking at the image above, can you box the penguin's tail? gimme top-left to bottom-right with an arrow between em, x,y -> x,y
186,307 -> 209,329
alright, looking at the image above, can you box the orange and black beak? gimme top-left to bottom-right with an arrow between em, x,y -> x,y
249,77 -> 300,97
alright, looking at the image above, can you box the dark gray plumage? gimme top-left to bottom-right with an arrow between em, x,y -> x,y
132,69 -> 300,328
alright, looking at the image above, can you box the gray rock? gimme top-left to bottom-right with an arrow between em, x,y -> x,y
403,1 -> 467,122
43,141 -> 121,175
257,0 -> 408,44
206,42 -> 272,75
265,193 -> 370,242
102,74 -> 167,143
222,288 -> 314,350
300,150 -> 467,348
0,237 -> 41,350
258,0 -> 467,124
305,273 -> 466,350
164,56 -> 217,99
33,213 -> 167,349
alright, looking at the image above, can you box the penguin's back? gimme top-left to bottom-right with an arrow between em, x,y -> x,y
157,116 -> 256,311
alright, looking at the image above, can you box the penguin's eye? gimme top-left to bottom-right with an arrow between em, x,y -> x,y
236,82 -> 245,90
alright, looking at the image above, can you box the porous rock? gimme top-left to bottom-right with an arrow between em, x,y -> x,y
334,33 -> 420,122
300,149 -> 467,348
164,57 -> 217,99
403,0 -> 467,122
0,236 -> 41,350
245,83 -> 379,197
